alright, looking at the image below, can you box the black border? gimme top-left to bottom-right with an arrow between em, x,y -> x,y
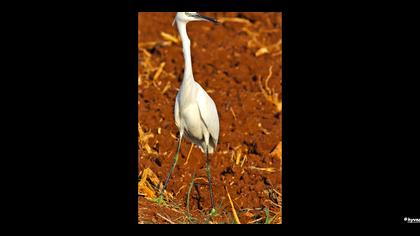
26,0 -> 419,225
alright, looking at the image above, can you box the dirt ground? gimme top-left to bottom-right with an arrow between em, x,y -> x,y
138,12 -> 282,224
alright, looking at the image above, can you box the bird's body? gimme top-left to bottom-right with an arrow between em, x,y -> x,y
173,12 -> 219,155
174,78 -> 219,154
158,12 -> 220,214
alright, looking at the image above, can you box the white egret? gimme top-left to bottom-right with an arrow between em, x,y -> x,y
157,12 -> 220,215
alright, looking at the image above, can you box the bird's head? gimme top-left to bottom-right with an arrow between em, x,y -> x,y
173,12 -> 219,26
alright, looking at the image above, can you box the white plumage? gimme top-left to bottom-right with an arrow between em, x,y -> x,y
174,81 -> 219,154
159,12 -> 220,213
173,12 -> 220,154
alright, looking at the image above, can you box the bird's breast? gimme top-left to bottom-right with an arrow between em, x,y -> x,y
180,104 -> 203,140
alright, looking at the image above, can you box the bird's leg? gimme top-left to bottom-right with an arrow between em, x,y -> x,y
206,147 -> 217,216
157,135 -> 182,204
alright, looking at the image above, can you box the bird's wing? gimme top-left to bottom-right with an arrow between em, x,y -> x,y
196,86 -> 220,144
174,92 -> 181,129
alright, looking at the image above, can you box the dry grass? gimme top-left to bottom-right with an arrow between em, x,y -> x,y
241,25 -> 281,57
138,32 -> 177,92
258,66 -> 282,113
138,167 -> 173,201
153,62 -> 165,83
247,166 -> 277,173
217,15 -> 281,57
183,143 -> 194,165
270,141 -> 282,160
218,17 -> 252,25
267,188 -> 282,224
230,107 -> 237,121
226,186 -> 241,224
231,145 -> 247,167
138,123 -> 158,155
160,32 -> 180,44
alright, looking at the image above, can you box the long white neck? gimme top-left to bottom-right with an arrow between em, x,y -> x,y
177,20 -> 194,83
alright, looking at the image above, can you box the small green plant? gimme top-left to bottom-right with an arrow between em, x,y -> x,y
152,195 -> 167,206
264,208 -> 273,224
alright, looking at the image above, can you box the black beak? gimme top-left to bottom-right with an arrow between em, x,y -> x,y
194,13 -> 219,24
